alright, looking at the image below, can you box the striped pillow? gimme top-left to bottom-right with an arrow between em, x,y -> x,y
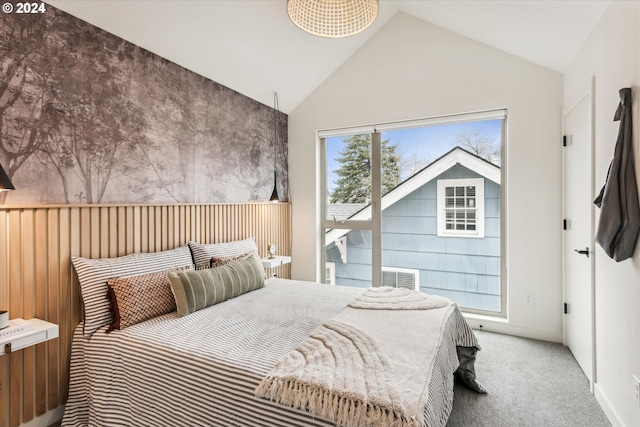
106,271 -> 176,332
168,257 -> 265,317
72,246 -> 193,338
188,238 -> 261,269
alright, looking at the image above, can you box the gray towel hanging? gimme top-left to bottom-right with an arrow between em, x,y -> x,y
593,87 -> 640,261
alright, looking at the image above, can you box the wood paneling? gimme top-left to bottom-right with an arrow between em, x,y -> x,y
0,202 -> 291,427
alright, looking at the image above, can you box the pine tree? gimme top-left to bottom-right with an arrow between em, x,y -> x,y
330,135 -> 400,204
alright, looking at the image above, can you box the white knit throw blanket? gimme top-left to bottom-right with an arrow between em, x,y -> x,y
348,286 -> 450,310
256,288 -> 455,427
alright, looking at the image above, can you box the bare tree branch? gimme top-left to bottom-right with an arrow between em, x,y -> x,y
456,128 -> 501,165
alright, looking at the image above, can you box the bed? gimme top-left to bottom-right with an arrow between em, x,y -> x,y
61,241 -> 481,427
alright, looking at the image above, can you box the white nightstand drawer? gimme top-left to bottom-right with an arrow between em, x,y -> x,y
5,330 -> 47,353
0,319 -> 59,356
261,256 -> 292,268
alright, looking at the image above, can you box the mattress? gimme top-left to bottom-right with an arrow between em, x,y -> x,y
62,279 -> 477,427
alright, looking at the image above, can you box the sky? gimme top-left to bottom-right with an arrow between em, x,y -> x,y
326,119 -> 502,195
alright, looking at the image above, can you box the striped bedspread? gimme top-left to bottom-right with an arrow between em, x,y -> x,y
62,279 -> 478,427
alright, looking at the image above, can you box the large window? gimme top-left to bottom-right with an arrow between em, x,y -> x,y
321,110 -> 506,315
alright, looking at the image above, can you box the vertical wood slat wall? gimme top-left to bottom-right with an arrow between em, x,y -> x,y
0,202 -> 291,427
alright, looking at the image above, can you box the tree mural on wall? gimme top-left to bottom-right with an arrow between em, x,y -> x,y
129,60 -> 214,203
0,7 -> 288,205
0,13 -> 56,180
39,22 -> 150,203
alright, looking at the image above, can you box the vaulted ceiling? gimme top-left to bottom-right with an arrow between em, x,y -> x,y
46,0 -> 611,113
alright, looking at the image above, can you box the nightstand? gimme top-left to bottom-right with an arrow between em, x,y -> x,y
261,256 -> 292,277
261,255 -> 292,269
0,318 -> 59,356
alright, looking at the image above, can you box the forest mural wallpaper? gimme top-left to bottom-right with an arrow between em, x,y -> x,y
0,5 -> 288,205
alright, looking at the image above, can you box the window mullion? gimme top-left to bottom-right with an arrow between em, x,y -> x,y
320,136 -> 327,283
371,131 -> 382,288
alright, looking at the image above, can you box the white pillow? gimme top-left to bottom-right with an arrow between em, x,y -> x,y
72,245 -> 193,338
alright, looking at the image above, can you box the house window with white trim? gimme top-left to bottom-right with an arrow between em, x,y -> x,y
382,266 -> 419,290
437,178 -> 485,238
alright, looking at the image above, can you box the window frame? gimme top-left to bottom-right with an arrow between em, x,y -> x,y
436,178 -> 485,238
319,109 -> 507,318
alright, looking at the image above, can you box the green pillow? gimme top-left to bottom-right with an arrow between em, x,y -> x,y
168,257 -> 264,316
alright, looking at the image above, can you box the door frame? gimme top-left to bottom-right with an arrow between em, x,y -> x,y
561,75 -> 596,390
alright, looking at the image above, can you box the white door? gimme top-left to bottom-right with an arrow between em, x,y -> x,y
563,91 -> 594,385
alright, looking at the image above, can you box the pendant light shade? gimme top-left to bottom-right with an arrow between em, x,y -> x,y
287,0 -> 379,39
270,92 -> 281,203
270,171 -> 279,203
0,163 -> 15,191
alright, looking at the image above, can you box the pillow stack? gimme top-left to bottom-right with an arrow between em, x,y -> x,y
71,238 -> 268,335
72,245 -> 193,337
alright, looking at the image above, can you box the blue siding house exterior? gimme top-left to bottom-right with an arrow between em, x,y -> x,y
325,147 -> 501,312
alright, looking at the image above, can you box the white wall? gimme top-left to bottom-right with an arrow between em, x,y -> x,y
289,12 -> 564,341
564,2 -> 640,426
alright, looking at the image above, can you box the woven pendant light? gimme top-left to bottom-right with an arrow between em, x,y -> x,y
287,0 -> 379,38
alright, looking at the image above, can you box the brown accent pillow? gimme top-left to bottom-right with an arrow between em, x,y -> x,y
210,251 -> 256,268
106,271 -> 176,332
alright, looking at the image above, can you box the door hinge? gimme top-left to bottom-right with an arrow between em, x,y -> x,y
563,219 -> 567,230
563,135 -> 567,147
564,302 -> 568,314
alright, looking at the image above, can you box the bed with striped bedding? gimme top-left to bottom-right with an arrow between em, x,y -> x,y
62,278 -> 478,427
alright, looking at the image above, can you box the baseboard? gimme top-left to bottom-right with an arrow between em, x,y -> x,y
463,314 -> 563,343
595,383 -> 624,427
19,405 -> 64,427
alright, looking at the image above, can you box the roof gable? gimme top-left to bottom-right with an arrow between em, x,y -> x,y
325,146 -> 500,245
